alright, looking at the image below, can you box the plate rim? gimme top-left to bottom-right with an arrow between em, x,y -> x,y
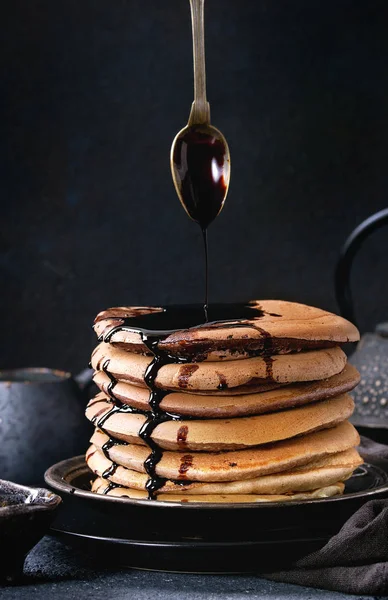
45,455 -> 388,511
50,528 -> 330,548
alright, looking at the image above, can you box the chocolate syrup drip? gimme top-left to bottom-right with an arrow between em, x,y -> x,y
102,461 -> 119,480
178,364 -> 199,389
179,454 -> 194,478
216,371 -> 228,390
90,401 -> 143,427
89,358 -> 141,467
101,437 -> 129,460
95,303 -> 278,500
177,425 -> 189,447
103,359 -> 116,398
202,228 -> 209,320
250,326 -> 275,381
103,481 -> 121,495
137,336 -> 179,499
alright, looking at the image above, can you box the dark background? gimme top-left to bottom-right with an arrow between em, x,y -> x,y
2,0 -> 388,374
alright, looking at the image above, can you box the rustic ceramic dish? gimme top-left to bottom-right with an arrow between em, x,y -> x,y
0,479 -> 61,583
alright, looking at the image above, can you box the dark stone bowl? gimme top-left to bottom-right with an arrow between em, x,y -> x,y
0,479 -> 61,583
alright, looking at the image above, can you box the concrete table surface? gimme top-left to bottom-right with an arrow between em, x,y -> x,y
0,536 -> 376,600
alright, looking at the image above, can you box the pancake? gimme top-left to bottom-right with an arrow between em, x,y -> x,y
85,393 -> 355,451
93,363 -> 360,418
93,370 -> 282,400
91,344 -> 347,392
91,477 -> 345,502
90,420 -> 360,481
93,300 -> 359,361
87,447 -> 361,494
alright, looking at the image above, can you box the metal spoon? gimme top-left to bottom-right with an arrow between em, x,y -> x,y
170,0 -> 231,230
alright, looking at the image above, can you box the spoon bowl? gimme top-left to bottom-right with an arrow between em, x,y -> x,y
171,122 -> 230,227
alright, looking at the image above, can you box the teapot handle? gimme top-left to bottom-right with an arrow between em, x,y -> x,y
335,208 -> 388,326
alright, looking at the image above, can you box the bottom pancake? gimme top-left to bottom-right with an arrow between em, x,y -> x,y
91,477 -> 345,503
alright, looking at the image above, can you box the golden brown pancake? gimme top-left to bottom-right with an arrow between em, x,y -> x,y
93,370 -> 282,400
87,448 -> 360,494
90,420 -> 360,481
93,363 -> 360,418
90,344 -> 347,392
93,300 -> 359,361
85,393 -> 355,451
91,477 -> 345,502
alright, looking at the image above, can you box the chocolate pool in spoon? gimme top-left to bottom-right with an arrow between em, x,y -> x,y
171,0 -> 231,318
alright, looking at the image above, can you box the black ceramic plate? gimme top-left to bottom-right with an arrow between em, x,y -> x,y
45,456 -> 388,573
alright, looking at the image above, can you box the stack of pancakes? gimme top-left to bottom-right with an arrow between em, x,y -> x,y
86,300 -> 362,503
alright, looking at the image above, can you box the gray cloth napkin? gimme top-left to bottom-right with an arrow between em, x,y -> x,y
264,437 -> 388,596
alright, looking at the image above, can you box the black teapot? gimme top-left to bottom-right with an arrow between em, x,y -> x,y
0,367 -> 93,485
335,208 -> 388,442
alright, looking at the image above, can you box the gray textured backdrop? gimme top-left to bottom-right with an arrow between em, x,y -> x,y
2,0 -> 388,372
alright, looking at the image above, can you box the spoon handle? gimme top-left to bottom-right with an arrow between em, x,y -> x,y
188,0 -> 211,125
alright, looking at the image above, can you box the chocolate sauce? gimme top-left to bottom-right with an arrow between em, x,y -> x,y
176,425 -> 189,446
202,227 -> 209,319
89,359 -> 140,470
102,462 -> 119,479
178,364 -> 199,389
103,481 -> 121,495
93,303 -> 278,500
100,303 -> 265,336
252,326 -> 275,381
101,437 -> 128,460
216,371 -> 228,390
178,454 -> 194,478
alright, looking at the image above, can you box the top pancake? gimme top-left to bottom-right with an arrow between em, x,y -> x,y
93,300 -> 359,361
91,477 -> 346,503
